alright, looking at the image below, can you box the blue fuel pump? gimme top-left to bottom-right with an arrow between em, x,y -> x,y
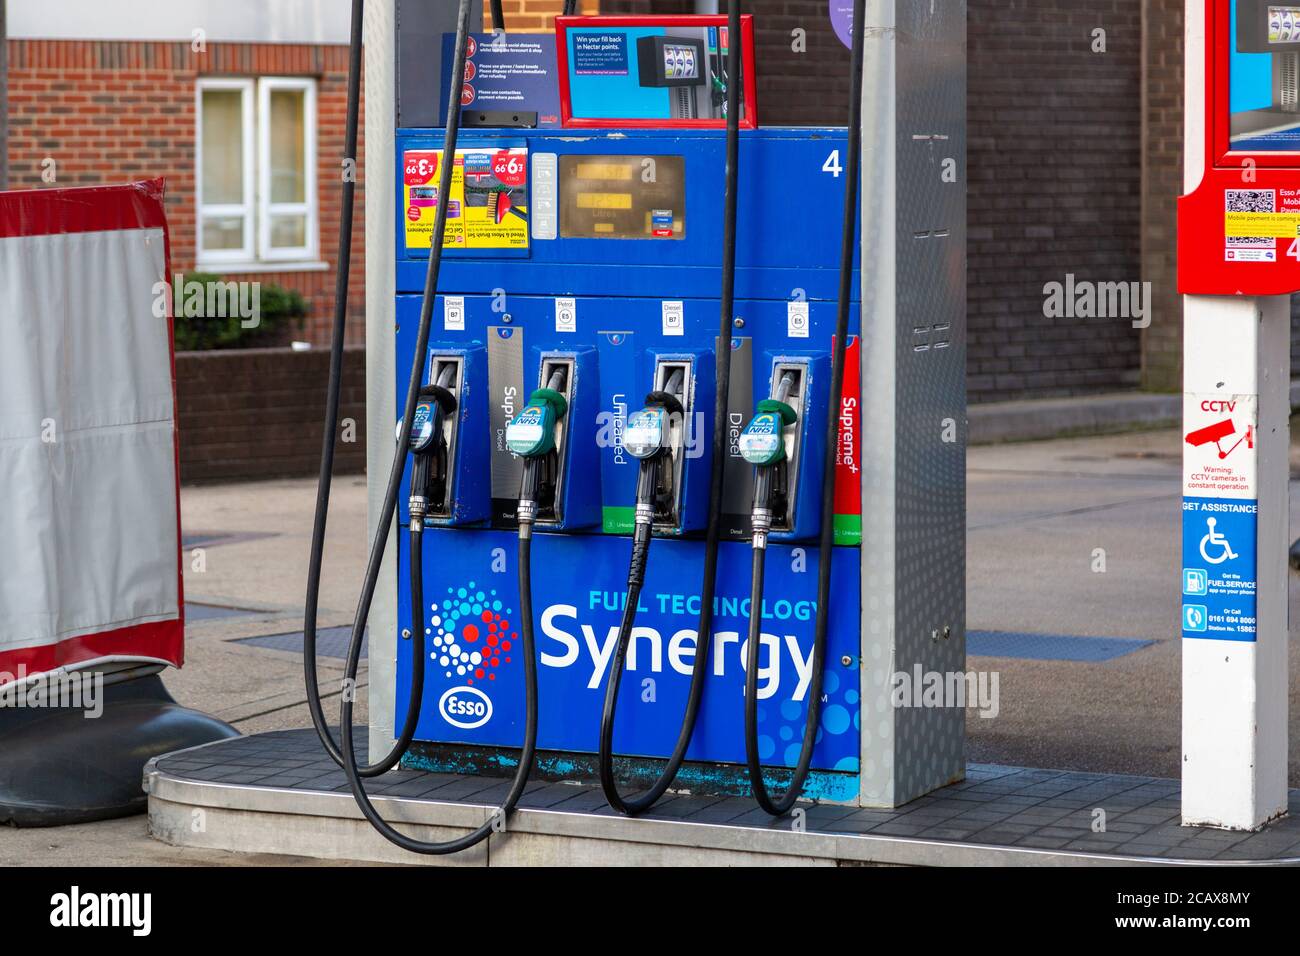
305,0 -> 869,857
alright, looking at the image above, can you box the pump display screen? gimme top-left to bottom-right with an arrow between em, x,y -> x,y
661,43 -> 699,80
1269,6 -> 1300,42
559,155 -> 686,239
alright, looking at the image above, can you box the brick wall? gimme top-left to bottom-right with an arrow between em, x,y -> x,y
3,40 -> 365,345
175,347 -> 366,483
966,1 -> 1143,402
1140,0 -> 1183,391
486,0 -> 600,31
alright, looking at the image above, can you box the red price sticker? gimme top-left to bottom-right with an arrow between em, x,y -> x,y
492,150 -> 527,187
404,151 -> 438,186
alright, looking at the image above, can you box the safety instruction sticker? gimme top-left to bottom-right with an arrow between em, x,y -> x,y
403,147 -> 530,252
1182,393 -> 1256,500
1181,497 -> 1257,642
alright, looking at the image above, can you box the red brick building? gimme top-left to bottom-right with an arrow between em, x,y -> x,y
0,1 -> 589,345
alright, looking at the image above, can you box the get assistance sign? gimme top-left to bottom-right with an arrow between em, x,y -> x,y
1181,393 -> 1258,642
1180,498 -> 1257,642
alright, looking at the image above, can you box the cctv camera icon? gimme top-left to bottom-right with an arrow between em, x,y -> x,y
1185,418 -> 1234,448
1185,418 -> 1252,459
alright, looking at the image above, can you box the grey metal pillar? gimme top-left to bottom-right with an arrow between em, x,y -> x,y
858,0 -> 968,807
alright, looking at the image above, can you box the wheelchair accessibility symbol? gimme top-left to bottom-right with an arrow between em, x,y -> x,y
1198,517 -> 1239,565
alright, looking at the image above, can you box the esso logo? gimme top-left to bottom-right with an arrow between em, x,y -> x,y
439,686 -> 493,729
492,150 -> 527,187
404,152 -> 438,186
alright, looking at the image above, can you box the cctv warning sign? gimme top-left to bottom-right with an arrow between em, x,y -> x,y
1182,393 -> 1257,500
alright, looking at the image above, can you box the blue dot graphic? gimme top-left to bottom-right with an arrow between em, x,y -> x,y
779,726 -> 793,741
845,689 -> 859,705
823,670 -> 840,694
780,699 -> 801,721
784,743 -> 803,766
758,735 -> 776,759
822,704 -> 850,735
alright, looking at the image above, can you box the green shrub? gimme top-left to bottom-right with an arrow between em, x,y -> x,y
172,272 -> 309,351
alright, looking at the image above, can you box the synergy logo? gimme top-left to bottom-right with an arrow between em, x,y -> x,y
539,600 -> 821,701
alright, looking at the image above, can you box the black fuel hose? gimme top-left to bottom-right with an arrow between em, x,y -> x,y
597,0 -> 743,816
301,0 -> 418,776
335,465 -> 539,855
306,0 -> 538,854
744,0 -> 865,816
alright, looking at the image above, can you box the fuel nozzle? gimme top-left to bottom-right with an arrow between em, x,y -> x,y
506,368 -> 569,535
407,366 -> 459,529
739,373 -> 798,549
625,367 -> 686,536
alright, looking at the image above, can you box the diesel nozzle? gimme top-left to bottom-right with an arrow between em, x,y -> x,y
406,365 -> 459,528
739,371 -> 798,549
506,367 -> 569,536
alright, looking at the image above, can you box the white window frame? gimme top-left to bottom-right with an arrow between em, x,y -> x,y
257,77 -> 318,263
195,76 -> 319,268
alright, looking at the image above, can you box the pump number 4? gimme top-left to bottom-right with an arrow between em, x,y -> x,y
822,150 -> 843,178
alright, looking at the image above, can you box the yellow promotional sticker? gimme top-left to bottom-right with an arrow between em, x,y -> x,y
403,147 -> 530,252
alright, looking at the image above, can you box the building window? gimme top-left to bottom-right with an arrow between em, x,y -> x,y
197,77 -> 318,266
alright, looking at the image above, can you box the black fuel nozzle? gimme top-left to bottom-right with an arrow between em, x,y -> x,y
407,369 -> 459,528
739,373 -> 798,548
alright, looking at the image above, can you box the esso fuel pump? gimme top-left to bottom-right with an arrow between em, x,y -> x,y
302,0 -> 977,857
